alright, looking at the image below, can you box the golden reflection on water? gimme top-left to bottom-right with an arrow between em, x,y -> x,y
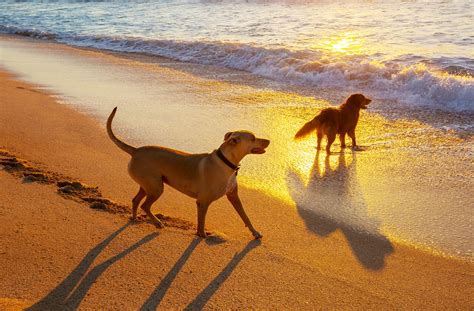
235,109 -> 364,206
318,32 -> 366,55
321,151 -> 353,174
233,91 -> 464,209
235,97 -> 472,259
307,30 -> 457,61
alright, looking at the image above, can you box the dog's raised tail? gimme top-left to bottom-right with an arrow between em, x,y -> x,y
294,117 -> 320,140
106,107 -> 136,155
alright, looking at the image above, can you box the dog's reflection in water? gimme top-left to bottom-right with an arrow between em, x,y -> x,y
287,151 -> 393,270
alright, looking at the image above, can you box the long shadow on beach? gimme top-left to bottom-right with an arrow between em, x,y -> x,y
26,223 -> 158,310
184,239 -> 261,310
287,151 -> 393,270
140,238 -> 260,310
140,238 -> 202,310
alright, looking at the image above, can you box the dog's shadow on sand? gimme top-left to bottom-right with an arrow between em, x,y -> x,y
140,238 -> 260,310
287,150 -> 393,270
25,222 -> 256,310
26,223 -> 158,311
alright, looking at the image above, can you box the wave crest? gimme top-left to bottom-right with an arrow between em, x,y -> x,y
2,25 -> 473,112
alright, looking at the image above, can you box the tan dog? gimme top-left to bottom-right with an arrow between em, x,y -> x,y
294,94 -> 371,153
107,107 -> 270,239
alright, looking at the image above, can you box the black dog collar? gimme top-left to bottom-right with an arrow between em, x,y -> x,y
216,148 -> 240,173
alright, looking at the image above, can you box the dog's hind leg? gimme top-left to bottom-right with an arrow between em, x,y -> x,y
131,187 -> 146,220
339,132 -> 346,149
140,180 -> 165,228
316,132 -> 323,150
326,131 -> 336,154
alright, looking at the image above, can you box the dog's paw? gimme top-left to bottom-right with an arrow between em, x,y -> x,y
252,230 -> 263,239
352,145 -> 366,151
154,221 -> 165,229
129,216 -> 140,223
196,231 -> 208,238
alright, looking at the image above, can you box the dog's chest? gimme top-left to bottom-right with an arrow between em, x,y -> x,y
225,173 -> 237,194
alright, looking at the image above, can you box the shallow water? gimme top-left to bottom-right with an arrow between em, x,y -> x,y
1,1 -> 473,112
1,37 -> 472,260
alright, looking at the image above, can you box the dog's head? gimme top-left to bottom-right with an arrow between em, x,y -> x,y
346,93 -> 371,109
222,131 -> 270,161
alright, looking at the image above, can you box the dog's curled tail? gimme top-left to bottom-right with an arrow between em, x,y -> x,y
294,117 -> 320,140
107,107 -> 136,155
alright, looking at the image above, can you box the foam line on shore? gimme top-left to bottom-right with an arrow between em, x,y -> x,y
1,27 -> 473,112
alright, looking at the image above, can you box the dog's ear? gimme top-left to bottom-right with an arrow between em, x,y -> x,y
224,132 -> 233,141
229,136 -> 241,145
224,131 -> 241,145
345,93 -> 363,106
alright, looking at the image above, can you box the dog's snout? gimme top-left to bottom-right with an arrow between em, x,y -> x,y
261,139 -> 270,148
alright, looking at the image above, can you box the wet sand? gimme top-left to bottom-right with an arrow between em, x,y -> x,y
0,37 -> 473,309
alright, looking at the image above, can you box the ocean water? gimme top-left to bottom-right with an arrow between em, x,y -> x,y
1,0 -> 473,112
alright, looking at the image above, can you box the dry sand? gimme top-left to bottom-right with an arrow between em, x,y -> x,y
0,70 -> 473,310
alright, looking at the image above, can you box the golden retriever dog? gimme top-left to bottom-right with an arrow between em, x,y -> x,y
294,94 -> 371,153
107,107 -> 270,239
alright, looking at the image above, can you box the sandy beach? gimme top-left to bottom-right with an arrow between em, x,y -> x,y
0,34 -> 473,310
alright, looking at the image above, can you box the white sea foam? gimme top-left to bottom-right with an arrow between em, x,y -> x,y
1,0 -> 473,112
1,21 -> 473,113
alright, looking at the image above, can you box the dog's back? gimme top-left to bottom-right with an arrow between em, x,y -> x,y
294,107 -> 341,139
315,108 -> 342,134
294,93 -> 371,153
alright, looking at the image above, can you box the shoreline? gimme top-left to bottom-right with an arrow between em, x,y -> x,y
0,43 -> 473,308
2,33 -> 473,133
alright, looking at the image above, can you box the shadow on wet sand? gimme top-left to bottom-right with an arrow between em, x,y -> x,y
287,150 -> 393,270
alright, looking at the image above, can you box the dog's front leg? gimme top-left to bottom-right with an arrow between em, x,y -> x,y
226,185 -> 262,239
196,201 -> 209,238
348,128 -> 357,148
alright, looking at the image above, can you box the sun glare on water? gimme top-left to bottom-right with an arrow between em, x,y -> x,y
318,32 -> 366,55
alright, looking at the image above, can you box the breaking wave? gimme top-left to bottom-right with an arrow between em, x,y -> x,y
1,25 -> 473,112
